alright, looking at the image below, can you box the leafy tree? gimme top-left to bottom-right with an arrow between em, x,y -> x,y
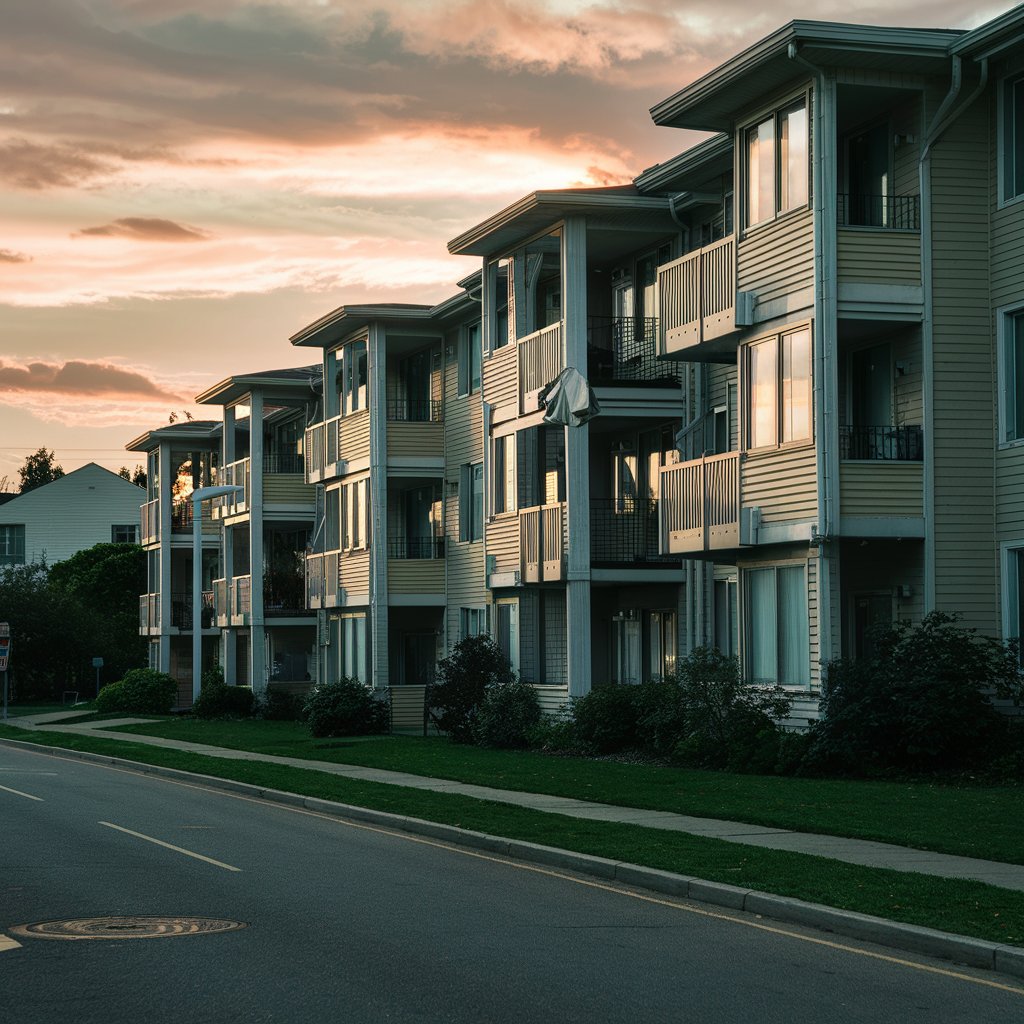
427,634 -> 513,743
118,465 -> 147,488
18,448 -> 64,493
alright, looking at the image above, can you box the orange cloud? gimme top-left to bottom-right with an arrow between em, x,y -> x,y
0,358 -> 185,402
74,217 -> 209,242
0,248 -> 31,263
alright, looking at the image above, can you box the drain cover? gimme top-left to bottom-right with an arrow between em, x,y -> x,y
10,916 -> 246,940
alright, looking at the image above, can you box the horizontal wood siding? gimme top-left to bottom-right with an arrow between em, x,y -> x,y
535,686 -> 570,716
737,208 -> 814,318
486,514 -> 519,574
839,462 -> 923,516
892,331 -> 924,426
338,550 -> 370,596
996,446 -> 1024,540
836,229 -> 921,285
482,343 -> 518,413
389,685 -> 427,733
340,408 -> 371,463
262,474 -> 315,506
741,446 -> 817,523
387,421 -> 444,459
387,558 -> 444,594
929,91 -> 997,630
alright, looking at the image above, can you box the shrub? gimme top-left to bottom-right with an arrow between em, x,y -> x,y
633,678 -> 687,756
192,683 -> 255,719
258,689 -> 305,721
525,715 -> 579,753
473,680 -> 542,748
807,612 -> 1024,775
96,668 -> 176,714
569,684 -> 641,754
304,678 -> 390,738
427,635 -> 513,743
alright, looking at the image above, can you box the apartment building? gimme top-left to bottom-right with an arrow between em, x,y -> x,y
131,8 -> 1024,720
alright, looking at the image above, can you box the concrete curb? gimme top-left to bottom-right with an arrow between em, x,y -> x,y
4,735 -> 1023,983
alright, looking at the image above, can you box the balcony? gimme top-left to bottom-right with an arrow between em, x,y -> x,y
212,576 -> 251,624
264,569 -> 307,617
141,499 -> 159,545
587,317 -> 683,387
519,503 -> 565,582
387,538 -> 445,595
837,194 -> 920,230
660,452 -> 740,555
839,425 -> 924,525
304,409 -> 371,482
263,451 -> 305,474
386,399 -> 444,459
385,397 -> 443,423
519,323 -> 563,413
170,500 -> 218,534
139,593 -> 159,633
387,538 -> 445,559
590,499 -> 678,566
839,425 -> 923,462
658,236 -> 750,358
213,458 -> 250,518
170,591 -> 215,630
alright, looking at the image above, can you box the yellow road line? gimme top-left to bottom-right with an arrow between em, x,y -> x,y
20,746 -> 1024,997
98,822 -> 241,873
0,934 -> 22,953
0,783 -> 43,801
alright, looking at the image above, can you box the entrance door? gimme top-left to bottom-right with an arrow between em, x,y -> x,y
852,593 -> 893,660
612,613 -> 641,684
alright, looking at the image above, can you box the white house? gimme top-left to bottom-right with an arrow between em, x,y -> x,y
0,463 -> 144,567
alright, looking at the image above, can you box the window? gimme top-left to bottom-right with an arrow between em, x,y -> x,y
493,435 -> 515,515
1000,308 -> 1024,443
339,341 -> 367,415
340,478 -> 368,550
714,579 -> 738,656
459,463 -> 483,541
745,327 -> 812,450
458,321 -> 481,397
0,525 -> 25,566
611,443 -> 638,512
493,599 -> 519,674
461,606 -> 487,638
338,613 -> 367,683
744,564 -> 809,686
1002,75 -> 1024,202
745,98 -> 808,227
111,524 -> 138,544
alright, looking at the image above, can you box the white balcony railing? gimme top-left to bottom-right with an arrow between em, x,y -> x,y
519,503 -> 565,582
141,499 -> 159,544
658,235 -> 739,354
519,322 -> 563,409
660,451 -> 740,554
216,458 -> 250,516
138,593 -> 159,631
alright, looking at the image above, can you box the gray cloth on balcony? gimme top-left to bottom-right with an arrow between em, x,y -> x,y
539,367 -> 600,427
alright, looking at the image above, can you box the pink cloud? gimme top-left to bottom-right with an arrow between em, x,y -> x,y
74,217 -> 209,242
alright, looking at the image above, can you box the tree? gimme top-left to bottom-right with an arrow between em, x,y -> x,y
118,465 -> 147,488
18,448 -> 64,493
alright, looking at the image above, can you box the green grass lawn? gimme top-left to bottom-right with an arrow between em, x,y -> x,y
105,717 -> 1024,866
1,701 -> 94,718
1,721 -> 1022,949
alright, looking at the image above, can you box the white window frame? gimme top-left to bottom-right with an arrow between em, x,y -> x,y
493,598 -> 520,675
457,321 -> 482,397
741,92 -> 811,230
340,477 -> 369,551
458,463 -> 483,542
999,72 -> 1024,208
741,561 -> 810,688
492,434 -> 516,516
338,612 -> 368,684
460,606 -> 488,639
0,524 -> 25,566
997,302 -> 1024,447
1000,540 -> 1024,645
743,324 -> 813,452
339,340 -> 368,416
111,524 -> 138,544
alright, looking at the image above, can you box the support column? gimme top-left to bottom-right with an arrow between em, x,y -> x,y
249,390 -> 266,695
221,406 -> 236,684
157,444 -> 172,676
367,324 -> 389,690
324,350 -> 339,419
561,215 -> 592,696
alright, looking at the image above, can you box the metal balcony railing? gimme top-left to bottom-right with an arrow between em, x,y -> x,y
590,498 -> 677,563
169,591 -> 216,630
264,570 -> 307,616
386,537 -> 445,559
837,194 -> 920,230
139,593 -> 160,630
385,398 -> 443,423
263,451 -> 305,474
839,424 -> 923,461
587,317 -> 683,386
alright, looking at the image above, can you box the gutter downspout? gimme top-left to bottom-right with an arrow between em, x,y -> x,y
789,43 -> 835,677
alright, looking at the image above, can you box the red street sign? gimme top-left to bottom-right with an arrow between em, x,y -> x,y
0,623 -> 10,671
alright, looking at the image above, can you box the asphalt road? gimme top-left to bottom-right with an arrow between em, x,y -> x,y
1,743 -> 1021,1023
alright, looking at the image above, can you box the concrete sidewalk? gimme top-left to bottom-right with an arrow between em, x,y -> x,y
9,711 -> 1024,893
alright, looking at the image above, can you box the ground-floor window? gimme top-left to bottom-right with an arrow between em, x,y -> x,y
1001,543 -> 1024,661
744,564 -> 809,686
714,579 -> 739,657
338,613 -> 367,684
460,606 -> 487,639
611,609 -> 678,684
493,599 -> 519,675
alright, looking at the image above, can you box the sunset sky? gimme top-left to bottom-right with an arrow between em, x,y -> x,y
0,0 -> 1005,481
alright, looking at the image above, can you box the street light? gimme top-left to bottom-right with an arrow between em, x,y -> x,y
190,485 -> 243,704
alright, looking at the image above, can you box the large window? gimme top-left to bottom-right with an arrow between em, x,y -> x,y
0,524 -> 25,566
459,463 -> 483,541
493,435 -> 516,515
745,327 -> 812,450
340,478 -> 368,551
1002,75 -> 1024,203
457,321 -> 481,397
1002,544 -> 1024,661
744,564 -> 809,686
460,606 -> 487,639
745,98 -> 808,227
340,341 -> 367,415
338,613 -> 367,684
111,524 -> 138,544
1000,308 -> 1024,443
493,599 -> 519,674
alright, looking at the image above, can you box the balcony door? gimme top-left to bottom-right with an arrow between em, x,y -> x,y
844,121 -> 890,226
850,343 -> 892,458
404,486 -> 436,558
400,349 -> 431,421
611,612 -> 641,685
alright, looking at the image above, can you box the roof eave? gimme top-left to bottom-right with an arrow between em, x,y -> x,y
289,304 -> 436,349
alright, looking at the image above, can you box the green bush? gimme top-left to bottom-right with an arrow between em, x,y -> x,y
95,668 -> 176,714
807,612 -> 1024,775
473,680 -> 542,748
303,678 -> 390,738
569,684 -> 641,754
258,689 -> 306,721
192,683 -> 255,719
633,678 -> 687,756
525,715 -> 579,753
427,635 -> 513,743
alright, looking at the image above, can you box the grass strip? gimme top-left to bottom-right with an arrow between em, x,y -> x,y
109,719 -> 1024,866
2,723 -> 1022,949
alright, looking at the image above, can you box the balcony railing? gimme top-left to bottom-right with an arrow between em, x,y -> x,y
660,451 -> 740,554
305,551 -> 341,608
139,593 -> 159,631
587,317 -> 682,386
839,424 -> 923,461
385,397 -> 443,423
216,458 -> 250,515
386,537 -> 445,559
590,499 -> 677,564
837,194 -> 920,230
232,575 -> 252,618
213,578 -> 228,624
265,569 -> 307,616
520,503 -> 565,582
519,323 -> 563,401
658,235 -> 739,355
263,451 -> 304,474
170,591 -> 215,630
141,499 -> 159,544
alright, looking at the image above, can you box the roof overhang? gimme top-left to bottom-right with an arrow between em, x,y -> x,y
651,20 -> 963,132
125,421 -> 222,453
447,187 -> 671,258
290,304 -> 435,349
194,366 -> 321,405
634,133 -> 733,194
951,6 -> 1024,59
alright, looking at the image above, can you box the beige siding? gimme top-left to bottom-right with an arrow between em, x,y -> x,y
387,422 -> 444,458
486,514 -> 519,574
839,462 -> 923,516
836,230 -> 921,285
338,549 -> 370,596
339,408 -> 371,463
263,474 -> 315,506
388,559 -> 444,594
741,445 -> 817,523
892,331 -> 924,426
929,91 -> 998,629
535,686 -> 570,716
389,685 -> 428,734
482,343 -> 518,414
737,208 -> 814,318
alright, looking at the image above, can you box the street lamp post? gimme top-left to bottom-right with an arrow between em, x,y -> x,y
191,485 -> 243,704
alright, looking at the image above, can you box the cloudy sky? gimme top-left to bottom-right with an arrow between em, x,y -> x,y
0,0 -> 1006,481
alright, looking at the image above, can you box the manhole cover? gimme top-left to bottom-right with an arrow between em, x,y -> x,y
10,916 -> 246,940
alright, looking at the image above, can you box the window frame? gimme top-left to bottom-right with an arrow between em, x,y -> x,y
741,561 -> 810,688
492,434 -> 516,516
339,340 -> 368,416
0,524 -> 25,566
339,477 -> 369,552
740,91 -> 811,231
460,606 -> 488,639
742,323 -> 814,453
1001,541 -> 1024,656
458,463 -> 483,542
457,320 -> 482,397
338,612 -> 368,684
111,524 -> 138,544
998,302 -> 1024,447
999,72 -> 1024,208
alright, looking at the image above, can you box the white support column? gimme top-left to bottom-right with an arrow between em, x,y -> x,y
221,405 -> 236,684
324,350 -> 339,419
249,390 -> 266,695
157,444 -> 173,676
367,324 -> 390,690
561,215 -> 592,696
481,258 -> 495,356
510,250 -> 527,343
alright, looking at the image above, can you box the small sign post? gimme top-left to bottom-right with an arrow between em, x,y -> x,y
92,657 -> 104,699
0,623 -> 11,723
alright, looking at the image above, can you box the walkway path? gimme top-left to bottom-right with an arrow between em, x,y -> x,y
8,712 -> 1024,892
